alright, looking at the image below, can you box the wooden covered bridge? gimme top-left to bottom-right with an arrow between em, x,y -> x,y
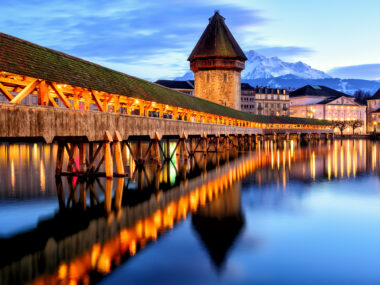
0,32 -> 332,177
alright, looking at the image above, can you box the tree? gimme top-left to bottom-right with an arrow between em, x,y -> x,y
347,119 -> 364,135
354,90 -> 371,105
332,120 -> 349,136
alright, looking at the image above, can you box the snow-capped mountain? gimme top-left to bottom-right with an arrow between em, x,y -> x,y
175,50 -> 331,80
173,50 -> 380,95
242,50 -> 330,79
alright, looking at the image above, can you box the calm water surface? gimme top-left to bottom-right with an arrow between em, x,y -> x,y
0,140 -> 379,285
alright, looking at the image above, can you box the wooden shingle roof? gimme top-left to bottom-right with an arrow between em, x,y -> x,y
290,85 -> 349,98
188,11 -> 247,62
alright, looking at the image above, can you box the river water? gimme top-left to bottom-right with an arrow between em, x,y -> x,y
0,139 -> 379,285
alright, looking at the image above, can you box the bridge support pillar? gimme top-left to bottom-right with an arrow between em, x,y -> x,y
215,133 -> 221,153
225,135 -> 230,150
165,139 -> 171,161
202,133 -> 207,156
56,143 -> 65,176
114,131 -> 125,175
79,143 -> 86,173
248,134 -> 253,151
181,132 -> 189,160
104,131 -> 114,178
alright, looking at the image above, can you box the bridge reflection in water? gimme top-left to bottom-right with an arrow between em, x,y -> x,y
0,140 -> 378,284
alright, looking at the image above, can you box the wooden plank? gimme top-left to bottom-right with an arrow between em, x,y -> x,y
0,82 -> 14,100
114,131 -> 125,175
48,94 -> 59,107
38,80 -> 49,106
10,79 -> 39,104
91,90 -> 105,112
104,131 -> 113,178
55,143 -> 65,175
0,77 -> 29,87
50,82 -> 73,109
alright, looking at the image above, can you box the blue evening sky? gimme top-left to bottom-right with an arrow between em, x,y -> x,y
0,0 -> 379,80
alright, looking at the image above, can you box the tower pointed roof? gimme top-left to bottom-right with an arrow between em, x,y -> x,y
188,11 -> 247,62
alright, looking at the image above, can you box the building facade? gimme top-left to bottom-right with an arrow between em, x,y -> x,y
367,88 -> 380,133
253,88 -> 290,116
289,85 -> 366,134
240,83 -> 255,112
188,11 -> 247,110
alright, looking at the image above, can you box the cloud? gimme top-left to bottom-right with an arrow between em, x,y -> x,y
328,64 -> 380,80
0,0 -> 267,79
254,46 -> 314,60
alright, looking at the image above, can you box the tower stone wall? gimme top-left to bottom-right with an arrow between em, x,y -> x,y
194,69 -> 241,109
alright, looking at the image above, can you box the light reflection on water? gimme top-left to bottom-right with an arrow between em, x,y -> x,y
0,139 -> 379,285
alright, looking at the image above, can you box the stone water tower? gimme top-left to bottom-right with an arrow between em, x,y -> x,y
188,11 -> 247,110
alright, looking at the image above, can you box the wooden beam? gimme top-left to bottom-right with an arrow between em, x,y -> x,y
0,77 -> 29,87
10,79 -> 39,104
0,82 -> 14,100
48,94 -> 59,107
73,87 -> 81,109
91,90 -> 105,112
114,131 -> 125,175
104,131 -> 113,178
50,82 -> 73,109
38,80 -> 49,106
83,90 -> 90,111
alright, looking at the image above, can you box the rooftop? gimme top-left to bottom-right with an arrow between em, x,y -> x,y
241,83 -> 255,91
155,80 -> 194,90
370,88 -> 380,100
290,85 -> 349,98
188,11 -> 247,62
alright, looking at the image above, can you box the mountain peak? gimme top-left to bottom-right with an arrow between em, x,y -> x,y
176,50 -> 331,80
242,50 -> 331,80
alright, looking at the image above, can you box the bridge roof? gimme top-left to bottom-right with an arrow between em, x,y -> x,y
0,32 -> 328,125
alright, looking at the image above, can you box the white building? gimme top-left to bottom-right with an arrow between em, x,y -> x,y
289,85 -> 366,134
367,89 -> 380,133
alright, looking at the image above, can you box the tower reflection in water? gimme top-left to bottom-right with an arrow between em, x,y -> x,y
0,139 -> 378,284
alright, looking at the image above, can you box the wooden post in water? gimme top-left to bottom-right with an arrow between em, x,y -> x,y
181,132 -> 189,160
154,132 -> 162,166
114,178 -> 124,212
202,133 -> 207,156
79,143 -> 86,174
166,138 -> 171,161
56,143 -> 65,175
104,131 -> 113,178
105,178 -> 113,215
114,131 -> 125,175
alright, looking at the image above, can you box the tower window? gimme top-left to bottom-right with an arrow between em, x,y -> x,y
207,74 -> 210,82
224,73 -> 227,82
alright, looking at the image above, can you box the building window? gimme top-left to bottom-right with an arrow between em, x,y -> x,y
224,73 -> 227,82
207,74 -> 210,82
